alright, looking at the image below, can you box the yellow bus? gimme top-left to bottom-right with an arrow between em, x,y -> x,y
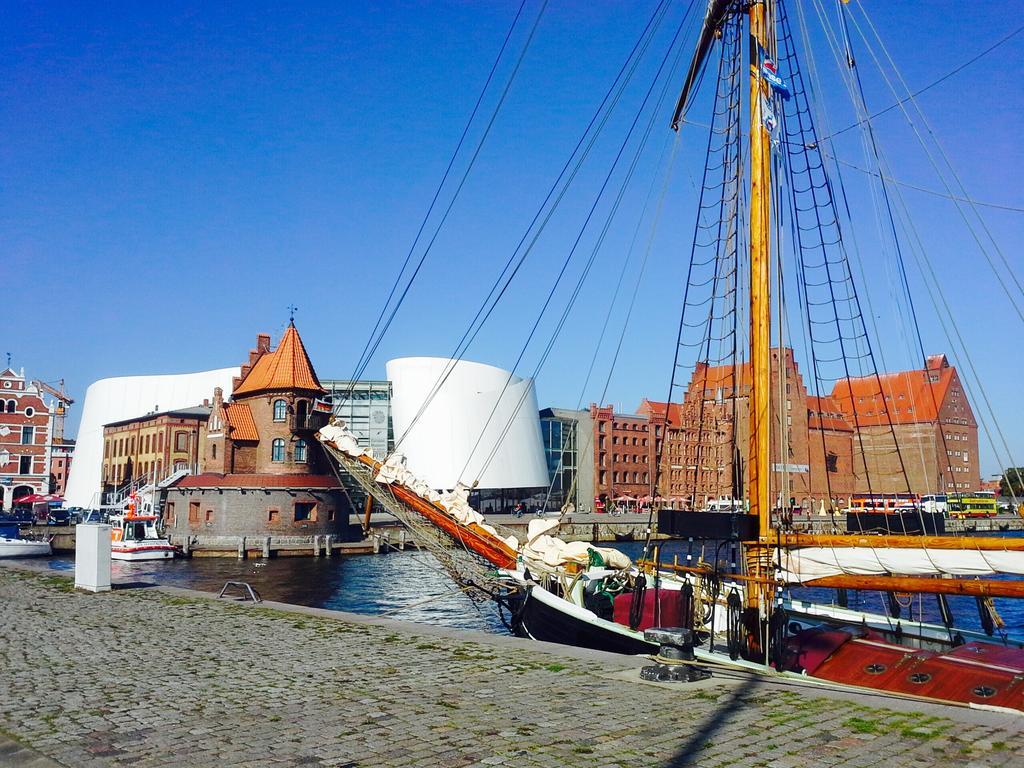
947,491 -> 998,518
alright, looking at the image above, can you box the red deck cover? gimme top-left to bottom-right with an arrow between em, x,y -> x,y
613,589 -> 684,632
813,637 -> 1024,710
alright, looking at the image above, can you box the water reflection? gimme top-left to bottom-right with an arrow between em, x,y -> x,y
51,551 -> 506,634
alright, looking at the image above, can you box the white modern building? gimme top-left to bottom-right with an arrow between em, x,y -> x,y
386,357 -> 548,492
63,368 -> 239,508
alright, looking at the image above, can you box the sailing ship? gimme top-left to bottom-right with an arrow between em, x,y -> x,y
318,0 -> 1024,710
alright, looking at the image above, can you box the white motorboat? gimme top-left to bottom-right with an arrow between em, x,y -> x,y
110,512 -> 175,561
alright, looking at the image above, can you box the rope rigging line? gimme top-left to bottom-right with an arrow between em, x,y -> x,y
820,20 -> 1024,142
777,0 -> 918,538
844,2 -> 1024,322
338,0 -> 550,405
453,3 -> 700,488
388,0 -> 681,458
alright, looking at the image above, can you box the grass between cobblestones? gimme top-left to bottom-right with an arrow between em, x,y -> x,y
1,566 -> 1022,767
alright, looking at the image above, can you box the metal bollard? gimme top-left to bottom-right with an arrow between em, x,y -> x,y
640,628 -> 712,683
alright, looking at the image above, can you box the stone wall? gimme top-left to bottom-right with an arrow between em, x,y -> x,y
164,487 -> 353,538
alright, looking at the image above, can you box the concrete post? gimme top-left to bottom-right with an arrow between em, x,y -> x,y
75,523 -> 111,593
263,536 -> 271,558
398,529 -> 407,551
237,536 -> 246,560
182,535 -> 191,557
312,534 -> 321,557
372,534 -> 381,554
324,534 -> 333,557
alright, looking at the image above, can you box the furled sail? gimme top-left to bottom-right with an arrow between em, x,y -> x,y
777,547 -> 1024,583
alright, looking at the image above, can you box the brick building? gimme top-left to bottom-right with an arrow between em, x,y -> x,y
0,367 -> 57,509
832,354 -> 979,495
589,404 -> 663,509
102,406 -> 210,489
635,350 -> 979,508
50,439 -> 75,497
165,323 -> 352,539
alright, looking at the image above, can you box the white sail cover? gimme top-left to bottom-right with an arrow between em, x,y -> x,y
778,547 -> 1024,583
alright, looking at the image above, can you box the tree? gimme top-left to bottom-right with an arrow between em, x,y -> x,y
999,468 -> 1024,498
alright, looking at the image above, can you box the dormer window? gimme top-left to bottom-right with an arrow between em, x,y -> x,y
273,399 -> 287,422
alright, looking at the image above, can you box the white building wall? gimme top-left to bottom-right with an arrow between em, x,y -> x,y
64,368 -> 239,507
386,357 -> 548,491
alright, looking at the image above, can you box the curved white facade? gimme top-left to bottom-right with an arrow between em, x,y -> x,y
386,357 -> 548,491
64,368 -> 239,507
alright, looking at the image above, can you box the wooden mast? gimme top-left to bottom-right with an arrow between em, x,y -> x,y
746,0 -> 773,608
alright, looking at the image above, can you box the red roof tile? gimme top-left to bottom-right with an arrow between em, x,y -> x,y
224,403 -> 259,441
233,323 -> 326,397
830,364 -> 960,427
174,473 -> 341,489
637,399 -> 683,426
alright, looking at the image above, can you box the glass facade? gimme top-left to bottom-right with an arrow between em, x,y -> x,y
320,380 -> 394,460
539,410 -> 579,511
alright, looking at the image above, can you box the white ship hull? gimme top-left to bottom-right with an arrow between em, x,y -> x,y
111,542 -> 175,561
0,537 -> 52,558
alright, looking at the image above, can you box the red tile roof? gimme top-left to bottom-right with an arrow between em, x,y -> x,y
233,323 -> 326,397
174,473 -> 341,489
224,403 -> 259,441
637,399 -> 683,426
830,364 -> 958,426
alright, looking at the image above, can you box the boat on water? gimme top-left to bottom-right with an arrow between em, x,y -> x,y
109,494 -> 175,561
315,0 -> 1024,711
0,523 -> 51,558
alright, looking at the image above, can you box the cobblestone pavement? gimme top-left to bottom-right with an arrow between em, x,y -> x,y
1,566 -> 1023,767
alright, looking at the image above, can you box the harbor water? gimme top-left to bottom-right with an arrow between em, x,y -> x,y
47,533 -> 1024,638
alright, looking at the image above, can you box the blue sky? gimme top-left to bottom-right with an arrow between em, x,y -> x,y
3,1 -> 1021,476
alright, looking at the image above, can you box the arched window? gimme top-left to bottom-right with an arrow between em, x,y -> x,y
294,439 -> 307,463
273,399 -> 287,422
271,438 -> 285,462
5,400 -> 14,413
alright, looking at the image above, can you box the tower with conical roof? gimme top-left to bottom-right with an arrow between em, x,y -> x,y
165,322 -> 352,544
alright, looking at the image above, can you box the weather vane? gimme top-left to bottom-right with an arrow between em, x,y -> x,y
287,304 -> 298,323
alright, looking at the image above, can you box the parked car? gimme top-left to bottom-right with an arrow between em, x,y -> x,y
46,508 -> 71,526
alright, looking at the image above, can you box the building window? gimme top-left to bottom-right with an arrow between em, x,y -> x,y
158,432 -> 164,452
273,399 -> 287,422
826,452 -> 838,473
268,509 -> 279,523
294,439 -> 307,463
294,501 -> 316,522
175,432 -> 188,451
21,426 -> 33,445
4,400 -> 13,413
205,510 -> 214,523
189,501 -> 200,523
24,407 -> 34,417
165,502 -> 175,525
211,444 -> 218,460
268,438 -> 284,462
19,456 -> 32,474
